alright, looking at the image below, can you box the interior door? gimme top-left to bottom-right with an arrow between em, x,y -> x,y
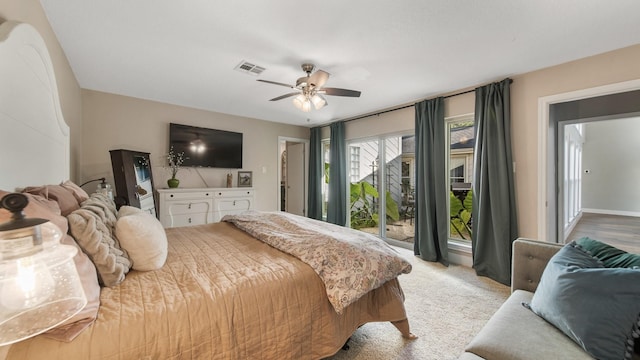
286,142 -> 305,216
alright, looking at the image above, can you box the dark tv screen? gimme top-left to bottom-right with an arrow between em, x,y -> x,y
169,123 -> 243,169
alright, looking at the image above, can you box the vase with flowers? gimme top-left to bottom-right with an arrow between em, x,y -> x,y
166,146 -> 186,188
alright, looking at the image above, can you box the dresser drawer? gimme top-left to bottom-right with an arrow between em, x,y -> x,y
162,213 -> 209,228
213,198 -> 251,212
162,191 -> 213,201
212,189 -> 254,198
167,201 -> 211,215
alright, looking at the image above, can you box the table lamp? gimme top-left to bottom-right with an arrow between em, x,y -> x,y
0,193 -> 86,346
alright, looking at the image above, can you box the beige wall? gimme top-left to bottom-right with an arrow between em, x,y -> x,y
0,0 -> 83,180
335,44 -> 640,241
81,90 -> 309,212
510,44 -> 640,239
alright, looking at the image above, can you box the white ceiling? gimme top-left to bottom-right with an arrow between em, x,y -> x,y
40,0 -> 640,127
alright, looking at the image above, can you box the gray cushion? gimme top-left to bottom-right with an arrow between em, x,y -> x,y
465,290 -> 590,360
68,193 -> 131,287
529,242 -> 640,360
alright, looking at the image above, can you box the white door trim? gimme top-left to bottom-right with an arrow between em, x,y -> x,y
537,78 -> 640,242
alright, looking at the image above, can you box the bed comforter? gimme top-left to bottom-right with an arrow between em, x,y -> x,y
5,222 -> 410,360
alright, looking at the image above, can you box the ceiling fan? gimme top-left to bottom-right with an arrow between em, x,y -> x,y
257,63 -> 361,112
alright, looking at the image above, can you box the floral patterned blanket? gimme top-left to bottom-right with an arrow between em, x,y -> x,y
222,211 -> 412,313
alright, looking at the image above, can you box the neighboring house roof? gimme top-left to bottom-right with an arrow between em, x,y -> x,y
450,125 -> 475,150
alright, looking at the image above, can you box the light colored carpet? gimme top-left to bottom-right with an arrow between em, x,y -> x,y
326,247 -> 510,360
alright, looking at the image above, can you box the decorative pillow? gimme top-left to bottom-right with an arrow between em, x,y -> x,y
0,190 -> 100,342
528,242 -> 640,360
68,193 -> 131,286
575,237 -> 640,268
60,180 -> 90,204
115,206 -> 168,271
117,205 -> 144,218
22,184 -> 81,216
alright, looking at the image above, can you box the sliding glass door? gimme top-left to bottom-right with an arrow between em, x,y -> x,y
348,134 -> 415,246
348,139 -> 380,234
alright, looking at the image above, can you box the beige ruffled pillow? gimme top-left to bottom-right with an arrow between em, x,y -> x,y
68,193 -> 131,287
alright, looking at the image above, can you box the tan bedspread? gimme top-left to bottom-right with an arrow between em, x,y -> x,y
6,222 -> 409,360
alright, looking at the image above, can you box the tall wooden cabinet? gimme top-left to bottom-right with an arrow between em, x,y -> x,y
110,149 -> 157,216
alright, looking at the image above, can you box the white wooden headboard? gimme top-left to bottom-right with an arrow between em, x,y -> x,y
0,21 -> 70,191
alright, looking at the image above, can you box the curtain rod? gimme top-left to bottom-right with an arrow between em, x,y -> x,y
342,89 -> 471,124
342,78 -> 512,124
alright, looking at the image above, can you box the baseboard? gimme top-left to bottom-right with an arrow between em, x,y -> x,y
387,238 -> 473,267
582,208 -> 640,218
563,211 -> 583,241
449,247 -> 473,267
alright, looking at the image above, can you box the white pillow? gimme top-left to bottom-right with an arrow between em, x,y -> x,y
117,205 -> 144,218
115,210 -> 167,271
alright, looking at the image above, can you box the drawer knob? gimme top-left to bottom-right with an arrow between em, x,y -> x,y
170,194 -> 174,198
188,218 -> 192,223
188,203 -> 192,209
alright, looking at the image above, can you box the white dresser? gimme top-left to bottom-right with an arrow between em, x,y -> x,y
157,188 -> 255,228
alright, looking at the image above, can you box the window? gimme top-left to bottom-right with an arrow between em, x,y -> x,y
350,146 -> 360,182
447,116 -> 475,242
563,124 -> 583,231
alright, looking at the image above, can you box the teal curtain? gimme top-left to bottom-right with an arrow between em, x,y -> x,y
472,78 -> 518,286
327,121 -> 347,226
414,97 -> 448,265
307,127 -> 323,220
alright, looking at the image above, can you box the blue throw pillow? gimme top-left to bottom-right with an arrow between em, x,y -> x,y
528,242 -> 640,360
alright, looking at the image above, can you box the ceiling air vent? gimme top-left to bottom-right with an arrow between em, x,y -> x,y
234,60 -> 265,76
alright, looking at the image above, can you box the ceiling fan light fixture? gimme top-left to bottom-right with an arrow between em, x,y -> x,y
301,99 -> 312,112
311,94 -> 326,110
292,94 -> 306,110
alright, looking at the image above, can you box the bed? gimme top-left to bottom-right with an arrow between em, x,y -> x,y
0,20 -> 414,359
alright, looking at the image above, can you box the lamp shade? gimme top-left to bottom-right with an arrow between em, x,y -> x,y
311,94 -> 327,110
292,94 -> 306,110
0,193 -> 86,346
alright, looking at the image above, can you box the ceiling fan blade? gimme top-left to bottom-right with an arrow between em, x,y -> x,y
320,87 -> 361,97
257,79 -> 295,89
269,92 -> 300,101
308,70 -> 330,88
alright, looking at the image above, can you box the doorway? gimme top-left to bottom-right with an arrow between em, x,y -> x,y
559,117 -> 640,252
538,82 -> 640,243
278,137 -> 309,216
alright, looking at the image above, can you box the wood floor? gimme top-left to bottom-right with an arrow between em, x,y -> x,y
566,212 -> 640,254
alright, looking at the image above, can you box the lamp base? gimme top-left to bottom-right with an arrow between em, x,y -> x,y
0,297 -> 86,346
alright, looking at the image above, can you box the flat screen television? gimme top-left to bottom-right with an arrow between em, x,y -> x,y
169,123 -> 243,169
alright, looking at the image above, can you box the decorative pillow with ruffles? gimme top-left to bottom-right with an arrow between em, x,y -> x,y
68,193 -> 131,287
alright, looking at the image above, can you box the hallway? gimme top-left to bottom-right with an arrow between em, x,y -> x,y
566,212 -> 640,254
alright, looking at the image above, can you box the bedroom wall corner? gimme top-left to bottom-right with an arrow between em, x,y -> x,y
0,0 -> 83,182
